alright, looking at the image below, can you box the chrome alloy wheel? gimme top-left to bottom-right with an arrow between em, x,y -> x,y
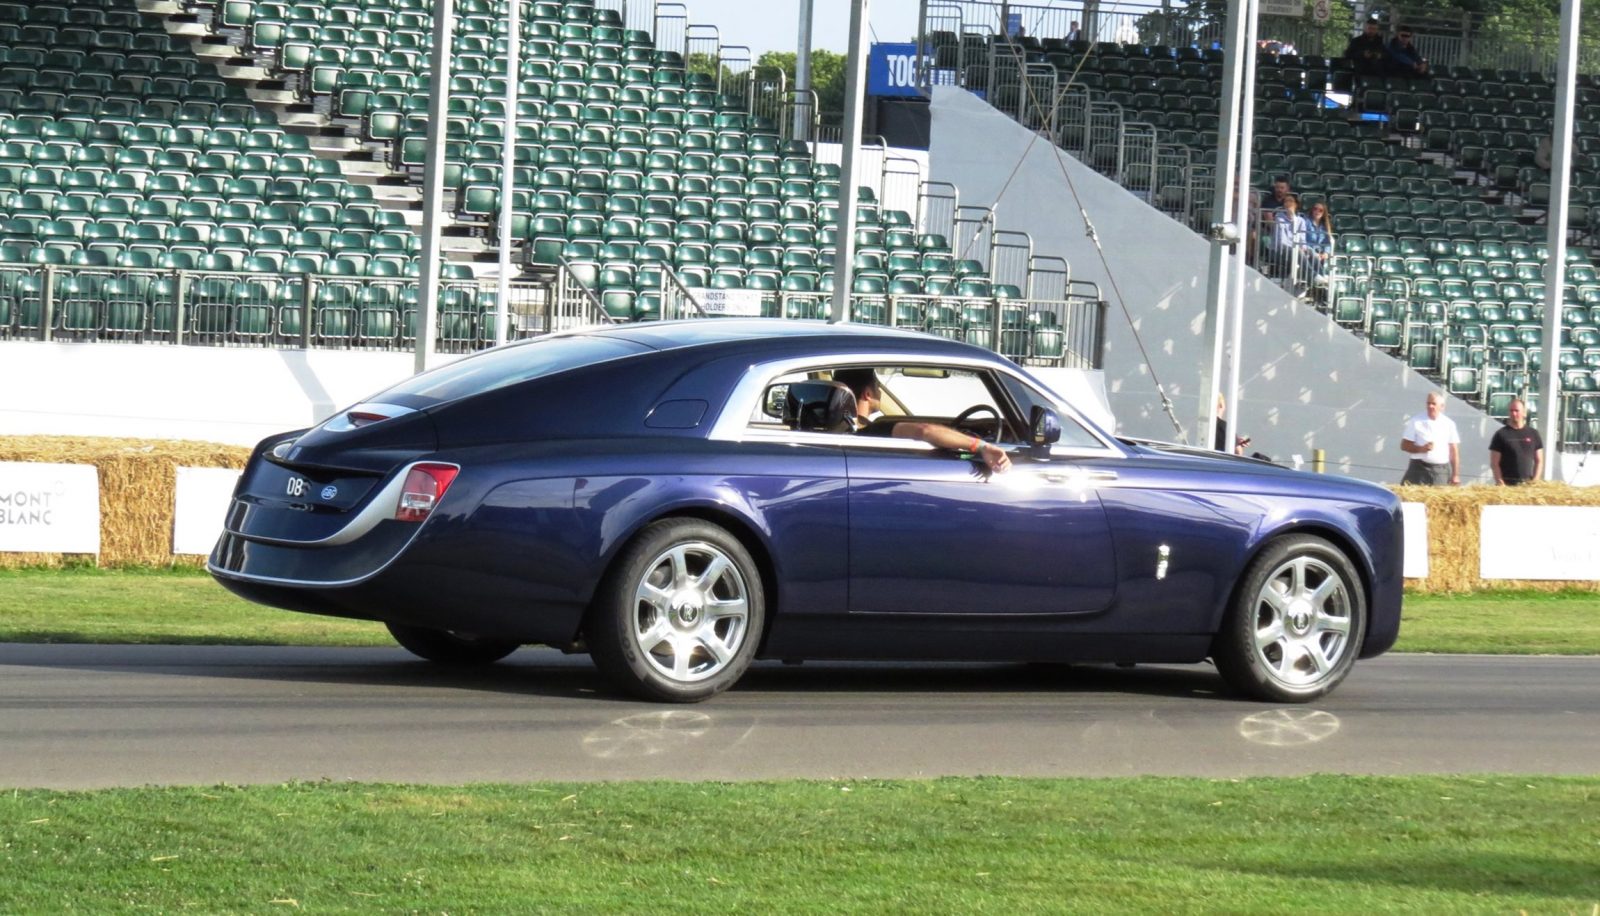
631,541 -> 751,684
1250,555 -> 1355,688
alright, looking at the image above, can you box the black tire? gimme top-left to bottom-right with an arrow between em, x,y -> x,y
588,518 -> 766,703
1212,534 -> 1367,703
385,622 -> 521,666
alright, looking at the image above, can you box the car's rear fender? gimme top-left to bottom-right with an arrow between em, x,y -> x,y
576,470 -> 851,630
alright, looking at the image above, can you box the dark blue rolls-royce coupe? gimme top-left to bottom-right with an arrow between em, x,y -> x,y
210,320 -> 1402,703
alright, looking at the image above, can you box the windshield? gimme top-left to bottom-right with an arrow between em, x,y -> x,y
374,335 -> 650,408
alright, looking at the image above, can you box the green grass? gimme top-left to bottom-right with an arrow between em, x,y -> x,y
1,777 -> 1595,913
0,566 -> 388,647
1,568 -> 1598,654
1399,591 -> 1600,654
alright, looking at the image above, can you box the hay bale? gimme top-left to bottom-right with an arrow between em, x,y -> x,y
1393,482 -> 1600,593
0,436 -> 250,568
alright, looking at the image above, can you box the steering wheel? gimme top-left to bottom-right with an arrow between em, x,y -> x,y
952,404 -> 1000,437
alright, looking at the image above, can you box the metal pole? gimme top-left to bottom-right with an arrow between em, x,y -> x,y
795,0 -> 814,142
829,0 -> 871,324
1539,0 -> 1580,479
494,0 -> 520,348
414,0 -> 455,373
1197,0 -> 1250,448
1224,0 -> 1260,452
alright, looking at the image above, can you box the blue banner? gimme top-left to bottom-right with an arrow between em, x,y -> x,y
867,42 -> 921,98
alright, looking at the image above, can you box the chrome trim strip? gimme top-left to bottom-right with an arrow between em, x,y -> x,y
707,352 -> 1123,457
319,401 -> 419,433
207,517 -> 430,588
223,461 -> 459,548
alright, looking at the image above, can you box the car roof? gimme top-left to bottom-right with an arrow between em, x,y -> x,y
565,319 -> 985,355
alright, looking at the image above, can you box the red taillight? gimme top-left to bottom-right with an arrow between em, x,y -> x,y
395,463 -> 459,522
346,410 -> 390,427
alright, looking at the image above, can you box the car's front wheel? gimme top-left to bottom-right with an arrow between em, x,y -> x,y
385,623 -> 521,666
588,519 -> 765,702
1213,535 -> 1367,703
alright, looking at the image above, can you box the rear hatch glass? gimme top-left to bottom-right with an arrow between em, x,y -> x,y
373,335 -> 650,410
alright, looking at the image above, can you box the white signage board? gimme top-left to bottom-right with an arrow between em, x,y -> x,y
173,467 -> 242,556
1259,0 -> 1303,15
694,288 -> 765,317
1480,506 -> 1600,580
1401,502 -> 1428,579
0,462 -> 100,554
1311,0 -> 1331,22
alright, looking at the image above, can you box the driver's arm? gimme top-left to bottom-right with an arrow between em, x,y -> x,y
892,422 -> 1012,472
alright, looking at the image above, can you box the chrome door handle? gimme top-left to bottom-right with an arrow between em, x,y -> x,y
1039,470 -> 1118,485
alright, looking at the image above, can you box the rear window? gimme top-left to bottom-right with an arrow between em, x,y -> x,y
376,335 -> 649,407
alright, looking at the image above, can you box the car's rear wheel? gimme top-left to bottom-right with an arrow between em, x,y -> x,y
588,519 -> 765,702
385,623 -> 521,666
1213,535 -> 1366,703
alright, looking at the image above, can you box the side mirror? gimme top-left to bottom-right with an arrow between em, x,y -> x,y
1029,406 -> 1062,447
762,385 -> 788,419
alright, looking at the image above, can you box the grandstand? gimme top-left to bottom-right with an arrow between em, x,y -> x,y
921,3 -> 1600,458
0,0 -> 1103,366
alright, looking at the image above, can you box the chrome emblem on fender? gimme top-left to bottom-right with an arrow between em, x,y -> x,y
320,485 -> 338,500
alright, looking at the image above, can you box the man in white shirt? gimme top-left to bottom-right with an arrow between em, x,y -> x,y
1400,391 -> 1460,485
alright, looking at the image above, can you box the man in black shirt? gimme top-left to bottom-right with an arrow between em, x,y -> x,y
1345,20 -> 1389,78
1489,398 -> 1544,485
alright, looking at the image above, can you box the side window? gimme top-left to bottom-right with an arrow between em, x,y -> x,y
997,374 -> 1105,449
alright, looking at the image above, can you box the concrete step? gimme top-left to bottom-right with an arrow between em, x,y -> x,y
366,183 -> 423,204
275,106 -> 331,128
440,234 -> 486,253
340,160 -> 400,179
246,86 -> 302,107
137,0 -> 184,13
212,62 -> 274,82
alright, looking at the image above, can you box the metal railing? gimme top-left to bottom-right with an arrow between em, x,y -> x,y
652,265 -> 1105,369
0,262 -> 609,352
919,0 -> 1600,77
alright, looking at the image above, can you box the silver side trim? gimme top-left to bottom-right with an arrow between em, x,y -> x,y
707,352 -> 1123,457
224,461 -> 459,548
207,518 -> 430,589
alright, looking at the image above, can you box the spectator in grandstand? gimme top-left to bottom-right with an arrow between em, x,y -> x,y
1265,177 -> 1292,212
1215,395 -> 1249,455
1115,19 -> 1138,45
1536,135 -> 1554,171
1386,26 -> 1430,78
1270,193 -> 1310,288
1345,19 -> 1390,78
1066,21 -> 1082,42
1303,200 -> 1334,287
1489,398 -> 1544,485
1400,391 -> 1460,486
1245,189 -> 1263,267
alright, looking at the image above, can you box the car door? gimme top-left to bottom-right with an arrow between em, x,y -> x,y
843,372 -> 1119,616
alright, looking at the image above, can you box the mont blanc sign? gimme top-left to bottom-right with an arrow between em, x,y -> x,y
0,462 -> 100,554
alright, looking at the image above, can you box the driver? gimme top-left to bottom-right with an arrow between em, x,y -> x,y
833,368 -> 1011,473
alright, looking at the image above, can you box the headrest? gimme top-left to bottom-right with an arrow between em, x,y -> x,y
784,380 -> 858,432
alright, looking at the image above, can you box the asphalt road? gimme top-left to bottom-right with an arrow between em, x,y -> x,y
2,644 -> 1596,788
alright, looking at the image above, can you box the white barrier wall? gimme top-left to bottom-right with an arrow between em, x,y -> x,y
928,86 -> 1502,486
0,341 -> 463,446
173,467 -> 242,556
1479,506 -> 1600,579
0,461 -> 100,554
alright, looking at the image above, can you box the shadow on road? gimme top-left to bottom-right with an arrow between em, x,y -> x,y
0,643 -> 1245,703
